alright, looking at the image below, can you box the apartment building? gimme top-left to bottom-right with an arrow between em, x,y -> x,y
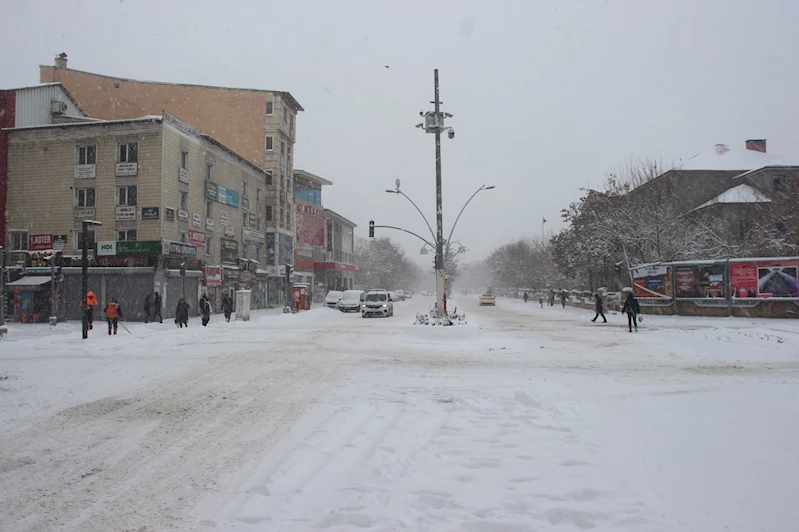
318,209 -> 360,291
5,111 -> 271,321
39,54 -> 302,286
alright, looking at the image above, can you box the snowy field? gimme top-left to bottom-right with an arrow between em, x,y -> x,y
1,297 -> 798,531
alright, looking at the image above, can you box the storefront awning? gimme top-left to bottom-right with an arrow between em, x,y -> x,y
6,276 -> 52,291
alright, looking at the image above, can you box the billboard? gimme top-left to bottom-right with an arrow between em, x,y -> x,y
296,202 -> 325,247
731,260 -> 799,298
675,264 -> 725,298
632,265 -> 672,299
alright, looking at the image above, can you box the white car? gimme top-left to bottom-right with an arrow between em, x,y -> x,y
395,290 -> 405,301
361,291 -> 394,318
324,290 -> 343,308
337,290 -> 364,312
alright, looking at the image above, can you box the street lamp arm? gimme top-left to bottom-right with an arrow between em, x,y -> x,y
373,224 -> 435,248
446,185 -> 490,246
393,190 -> 437,243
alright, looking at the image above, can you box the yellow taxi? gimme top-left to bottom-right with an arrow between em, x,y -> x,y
479,293 -> 496,306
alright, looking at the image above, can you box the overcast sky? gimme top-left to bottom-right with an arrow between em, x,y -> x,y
3,0 -> 799,266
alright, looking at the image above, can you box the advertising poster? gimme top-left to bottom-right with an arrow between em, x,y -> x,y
296,203 -> 326,247
731,260 -> 799,298
675,264 -> 725,298
633,265 -> 673,299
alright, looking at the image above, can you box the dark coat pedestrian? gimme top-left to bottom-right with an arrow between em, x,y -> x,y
523,291 -> 529,303
591,292 -> 607,323
144,293 -> 153,323
175,298 -> 189,328
200,294 -> 211,327
621,292 -> 640,332
222,294 -> 233,322
152,291 -> 163,323
560,291 -> 567,308
104,297 -> 124,335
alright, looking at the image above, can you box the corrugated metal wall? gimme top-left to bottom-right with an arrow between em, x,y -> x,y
15,85 -> 85,128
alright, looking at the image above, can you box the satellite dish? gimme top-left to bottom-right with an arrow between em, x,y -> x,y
395,178 -> 401,190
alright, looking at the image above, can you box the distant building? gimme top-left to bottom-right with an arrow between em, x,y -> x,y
292,170 -> 332,300
318,209 -> 360,291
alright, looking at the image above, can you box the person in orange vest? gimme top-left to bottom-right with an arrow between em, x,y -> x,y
83,290 -> 99,330
104,297 -> 124,335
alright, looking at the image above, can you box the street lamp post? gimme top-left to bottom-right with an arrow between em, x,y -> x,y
81,219 -> 102,339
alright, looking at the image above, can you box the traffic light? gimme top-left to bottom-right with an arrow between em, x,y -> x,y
285,263 -> 293,284
369,220 -> 375,238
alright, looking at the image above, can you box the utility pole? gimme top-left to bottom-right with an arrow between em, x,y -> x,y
433,70 -> 446,316
0,245 -> 5,327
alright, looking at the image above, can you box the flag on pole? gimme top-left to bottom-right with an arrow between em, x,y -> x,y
542,216 -> 547,224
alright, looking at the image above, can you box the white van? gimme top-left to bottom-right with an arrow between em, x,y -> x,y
338,290 -> 364,312
324,290 -> 343,308
361,291 -> 394,318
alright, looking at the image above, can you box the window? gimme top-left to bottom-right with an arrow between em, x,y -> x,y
256,246 -> 261,261
206,163 -> 213,181
774,175 -> 788,193
280,208 -> 285,225
266,100 -> 274,115
179,191 -> 188,212
75,229 -> 95,251
117,185 -> 137,206
180,151 -> 189,170
243,181 -> 248,198
205,235 -> 212,255
265,136 -> 273,151
739,219 -> 753,240
75,187 -> 96,207
206,200 -> 212,218
179,231 -> 188,244
257,188 -> 261,203
266,170 -> 273,186
243,212 -> 249,228
266,206 -> 273,221
77,145 -> 97,165
118,142 -> 138,163
257,216 -> 262,231
280,140 -> 286,156
283,106 -> 289,125
117,229 -> 137,241
294,183 -> 322,205
10,231 -> 28,251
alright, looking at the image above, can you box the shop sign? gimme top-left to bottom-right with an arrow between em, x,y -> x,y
224,268 -> 240,281
632,265 -> 672,299
243,228 -> 265,246
97,241 -> 117,256
179,168 -> 189,183
116,206 -> 136,221
240,270 -> 253,284
166,208 -> 175,222
206,181 -> 241,208
52,234 -> 68,251
188,229 -> 206,247
74,164 -> 96,179
206,218 -> 215,231
116,162 -> 138,176
203,266 -> 223,286
178,209 -> 189,221
249,213 -> 257,227
141,207 -> 160,220
28,234 -> 53,251
220,210 -> 228,226
163,240 -> 197,257
192,213 -> 202,227
116,241 -> 161,257
225,227 -> 235,238
221,238 -> 239,263
74,207 -> 96,219
25,250 -> 61,268
242,197 -> 250,210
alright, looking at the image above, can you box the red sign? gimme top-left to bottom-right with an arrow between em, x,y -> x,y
296,257 -> 314,272
28,234 -> 53,251
203,266 -> 223,286
296,202 -> 326,247
188,230 -> 206,247
314,261 -> 362,272
731,260 -> 799,298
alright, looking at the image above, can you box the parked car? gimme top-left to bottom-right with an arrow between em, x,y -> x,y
362,290 -> 394,318
395,290 -> 405,301
479,293 -> 496,306
325,290 -> 343,308
338,290 -> 364,312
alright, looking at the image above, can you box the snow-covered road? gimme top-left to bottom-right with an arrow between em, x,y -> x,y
1,297 -> 798,531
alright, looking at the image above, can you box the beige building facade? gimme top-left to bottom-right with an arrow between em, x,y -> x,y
5,111 -> 273,321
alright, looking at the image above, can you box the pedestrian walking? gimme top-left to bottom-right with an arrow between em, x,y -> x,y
200,293 -> 211,327
83,290 -> 99,331
621,291 -> 640,333
143,293 -> 152,323
523,291 -> 529,303
591,291 -> 607,323
104,297 -> 124,335
175,298 -> 189,328
152,291 -> 163,323
560,290 -> 567,308
222,294 -> 233,322
539,294 -> 544,308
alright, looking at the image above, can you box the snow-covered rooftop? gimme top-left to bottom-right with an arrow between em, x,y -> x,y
681,144 -> 799,171
692,183 -> 772,211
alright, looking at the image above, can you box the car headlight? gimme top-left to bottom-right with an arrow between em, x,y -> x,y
382,304 -> 387,307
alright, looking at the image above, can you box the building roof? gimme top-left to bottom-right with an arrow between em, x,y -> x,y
293,169 -> 333,186
733,165 -> 799,179
692,184 -> 772,211
2,82 -> 90,117
41,66 -> 304,112
681,144 -> 799,171
324,208 -> 357,228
